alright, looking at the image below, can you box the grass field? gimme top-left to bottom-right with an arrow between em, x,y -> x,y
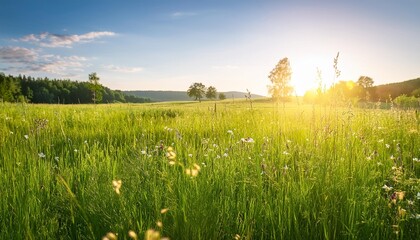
1,100 -> 419,239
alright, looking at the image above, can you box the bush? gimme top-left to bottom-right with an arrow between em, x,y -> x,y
394,94 -> 420,109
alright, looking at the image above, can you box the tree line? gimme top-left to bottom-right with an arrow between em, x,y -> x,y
0,72 -> 151,104
187,83 -> 226,102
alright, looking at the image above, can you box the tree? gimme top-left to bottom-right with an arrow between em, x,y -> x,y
218,93 -> 226,100
412,88 -> 420,97
88,72 -> 103,104
357,76 -> 374,101
268,57 -> 293,102
187,82 -> 206,102
205,86 -> 217,100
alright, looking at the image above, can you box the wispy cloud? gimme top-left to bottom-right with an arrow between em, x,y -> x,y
0,46 -> 88,75
171,11 -> 198,18
18,31 -> 116,48
104,64 -> 143,73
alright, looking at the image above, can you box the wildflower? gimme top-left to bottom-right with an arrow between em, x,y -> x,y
54,157 -> 59,161
24,134 -> 29,139
186,163 -> 201,177
413,158 -> 420,163
188,154 -> 193,157
283,151 -> 290,155
241,137 -> 254,143
145,229 -> 160,240
185,168 -> 199,177
390,155 -> 395,160
84,140 -> 88,144
385,144 -> 390,148
74,149 -> 78,153
38,152 -> 46,158
103,232 -> 117,240
10,131 -> 14,134
168,161 -> 176,165
160,208 -> 169,214
378,139 -> 384,143
141,150 -> 147,155
395,191 -> 405,200
234,234 -> 241,240
166,147 -> 176,160
128,230 -> 138,240
156,221 -> 163,228
283,165 -> 289,170
398,207 -> 407,218
412,214 -> 420,219
227,130 -> 234,135
223,153 -> 228,157
382,184 -> 393,191
112,180 -> 122,195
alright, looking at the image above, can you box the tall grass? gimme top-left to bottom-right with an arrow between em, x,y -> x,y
0,101 -> 419,239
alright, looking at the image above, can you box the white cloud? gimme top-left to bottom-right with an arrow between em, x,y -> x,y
171,12 -> 198,18
104,64 -> 143,73
0,46 -> 88,75
19,31 -> 116,48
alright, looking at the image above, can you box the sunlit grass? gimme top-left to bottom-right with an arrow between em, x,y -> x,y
0,101 -> 419,239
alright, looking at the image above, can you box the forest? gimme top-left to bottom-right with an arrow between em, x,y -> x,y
0,73 -> 151,104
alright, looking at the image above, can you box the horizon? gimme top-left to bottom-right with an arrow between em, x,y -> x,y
1,0 -> 420,96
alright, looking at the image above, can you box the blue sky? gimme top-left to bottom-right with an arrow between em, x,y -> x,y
1,0 -> 419,95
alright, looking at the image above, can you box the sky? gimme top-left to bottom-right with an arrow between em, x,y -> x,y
0,0 -> 419,96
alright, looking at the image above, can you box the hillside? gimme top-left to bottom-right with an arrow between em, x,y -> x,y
123,90 -> 266,102
369,77 -> 420,101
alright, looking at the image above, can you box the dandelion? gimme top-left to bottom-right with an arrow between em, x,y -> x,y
128,230 -> 138,240
38,152 -> 46,158
160,208 -> 169,214
24,134 -> 29,139
112,180 -> 122,195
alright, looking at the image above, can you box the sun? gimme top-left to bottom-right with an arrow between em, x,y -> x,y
290,55 -> 338,96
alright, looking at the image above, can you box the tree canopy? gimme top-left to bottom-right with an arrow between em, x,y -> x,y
0,73 -> 151,104
268,57 -> 293,102
187,82 -> 206,102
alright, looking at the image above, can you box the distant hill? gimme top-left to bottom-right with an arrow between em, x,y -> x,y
369,77 -> 420,101
123,90 -> 266,102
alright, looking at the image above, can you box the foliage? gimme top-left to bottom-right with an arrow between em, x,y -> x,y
218,92 -> 226,100
0,73 -> 150,104
268,57 -> 293,102
205,86 -> 217,100
88,72 -> 103,104
187,82 -> 206,102
370,78 -> 420,101
412,88 -> 420,97
1,102 -> 419,239
394,94 -> 420,109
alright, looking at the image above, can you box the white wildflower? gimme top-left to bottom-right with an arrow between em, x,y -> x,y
227,130 -> 234,135
24,135 -> 29,139
141,150 -> 147,155
413,158 -> 419,163
385,144 -> 390,149
382,184 -> 393,191
38,152 -> 46,158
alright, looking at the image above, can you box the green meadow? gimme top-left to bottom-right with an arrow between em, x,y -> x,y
1,101 -> 419,239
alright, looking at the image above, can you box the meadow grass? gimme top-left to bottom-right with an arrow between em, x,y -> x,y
0,101 -> 419,239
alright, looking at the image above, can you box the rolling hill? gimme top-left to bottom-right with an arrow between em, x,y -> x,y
123,90 -> 266,102
369,77 -> 420,100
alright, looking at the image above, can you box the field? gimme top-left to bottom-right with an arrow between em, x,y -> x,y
1,100 -> 419,239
